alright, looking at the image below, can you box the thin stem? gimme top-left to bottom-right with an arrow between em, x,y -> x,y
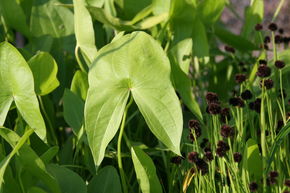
117,95 -> 133,193
38,96 -> 58,145
75,46 -> 88,73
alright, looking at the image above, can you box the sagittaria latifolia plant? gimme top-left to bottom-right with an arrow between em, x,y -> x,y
0,0 -> 290,193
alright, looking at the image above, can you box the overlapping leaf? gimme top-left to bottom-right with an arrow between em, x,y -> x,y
0,42 -> 46,140
85,31 -> 183,166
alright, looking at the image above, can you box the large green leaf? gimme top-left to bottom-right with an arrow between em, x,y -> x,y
131,146 -> 162,193
192,18 -> 209,60
0,42 -> 46,140
47,164 -> 87,193
28,52 -> 59,95
85,31 -> 183,166
30,0 -> 74,38
63,89 -> 84,135
73,0 -> 98,66
88,166 -> 122,193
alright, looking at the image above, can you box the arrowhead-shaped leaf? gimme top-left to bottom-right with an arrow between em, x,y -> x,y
85,31 -> 183,166
0,42 -> 46,140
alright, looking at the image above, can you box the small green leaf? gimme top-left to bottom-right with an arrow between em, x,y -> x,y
131,146 -> 162,193
0,42 -> 46,140
28,52 -> 59,95
85,31 -> 183,166
28,187 -> 48,193
70,70 -> 89,101
243,138 -> 263,180
88,166 -> 122,193
63,89 -> 84,135
47,164 -> 87,193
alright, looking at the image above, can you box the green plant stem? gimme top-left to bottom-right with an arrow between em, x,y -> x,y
38,96 -> 58,145
75,46 -> 88,73
117,96 -> 133,193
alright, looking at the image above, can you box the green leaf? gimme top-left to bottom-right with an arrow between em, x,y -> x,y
242,0 -> 264,38
30,0 -> 74,38
28,52 -> 60,95
88,6 -> 168,31
70,70 -> 89,101
63,89 -> 84,135
73,0 -> 98,65
40,146 -> 59,164
131,146 -> 162,193
0,0 -> 31,37
243,138 -> 263,180
88,166 -> 122,193
192,18 -> 209,60
0,128 -> 34,189
214,25 -> 258,52
28,187 -> 48,193
47,164 -> 87,193
266,121 -> 290,174
197,0 -> 226,24
85,31 -> 183,166
0,42 -> 46,140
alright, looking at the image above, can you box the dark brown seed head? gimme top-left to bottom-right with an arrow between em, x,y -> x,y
220,108 -> 231,123
224,45 -> 235,53
249,98 -> 261,113
267,177 -> 277,185
269,171 -> 279,178
217,140 -> 229,151
235,74 -> 247,84
196,158 -> 209,175
275,35 -> 283,44
255,23 -> 263,31
249,182 -> 258,192
188,119 -> 200,130
283,191 -> 290,193
205,92 -> 219,104
207,103 -> 221,115
204,151 -> 213,162
216,147 -> 226,157
241,90 -> 253,100
264,36 -> 271,44
233,152 -> 242,163
279,28 -> 284,34
220,125 -> 235,138
259,59 -> 267,65
229,97 -> 244,107
275,60 -> 285,69
170,156 -> 183,165
260,79 -> 274,89
257,64 -> 271,77
188,152 -> 199,163
268,23 -> 278,31
285,179 -> 290,187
